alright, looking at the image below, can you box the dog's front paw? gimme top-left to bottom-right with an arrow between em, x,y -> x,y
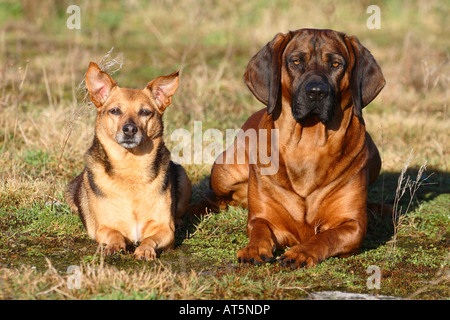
278,245 -> 319,269
104,242 -> 126,256
133,245 -> 157,261
237,240 -> 275,265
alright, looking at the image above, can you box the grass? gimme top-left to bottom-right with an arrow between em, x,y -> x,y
0,0 -> 449,299
1,194 -> 448,299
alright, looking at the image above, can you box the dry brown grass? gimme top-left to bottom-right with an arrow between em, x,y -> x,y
0,257 -> 204,299
0,1 -> 447,178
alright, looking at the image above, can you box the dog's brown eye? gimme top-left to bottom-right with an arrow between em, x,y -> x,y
109,108 -> 122,115
139,109 -> 153,117
332,61 -> 340,68
292,59 -> 301,65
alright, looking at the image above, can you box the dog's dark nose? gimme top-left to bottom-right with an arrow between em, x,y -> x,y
122,123 -> 138,136
305,82 -> 329,102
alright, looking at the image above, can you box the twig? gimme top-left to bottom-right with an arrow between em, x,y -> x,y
19,60 -> 29,91
36,283 -> 63,296
282,286 -> 312,298
42,65 -> 53,108
47,48 -> 123,210
388,150 -> 432,259
407,254 -> 449,299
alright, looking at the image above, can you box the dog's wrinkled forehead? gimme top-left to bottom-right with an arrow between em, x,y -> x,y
284,29 -> 349,61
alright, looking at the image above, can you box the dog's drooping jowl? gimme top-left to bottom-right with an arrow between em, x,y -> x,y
66,62 -> 191,260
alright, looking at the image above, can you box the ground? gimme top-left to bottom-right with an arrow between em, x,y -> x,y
0,0 -> 448,299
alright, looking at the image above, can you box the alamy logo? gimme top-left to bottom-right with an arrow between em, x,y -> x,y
66,5 -> 81,30
366,265 -> 381,289
170,122 -> 280,175
366,5 -> 381,30
67,265 -> 81,289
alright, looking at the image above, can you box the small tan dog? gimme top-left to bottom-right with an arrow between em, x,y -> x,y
65,62 -> 191,260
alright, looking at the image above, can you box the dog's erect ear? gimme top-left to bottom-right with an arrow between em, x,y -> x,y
243,32 -> 293,115
85,62 -> 117,108
348,36 -> 385,120
146,71 -> 179,113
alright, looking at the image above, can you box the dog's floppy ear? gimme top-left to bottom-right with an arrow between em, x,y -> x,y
146,71 -> 179,113
244,32 -> 292,115
348,36 -> 385,120
85,62 -> 117,108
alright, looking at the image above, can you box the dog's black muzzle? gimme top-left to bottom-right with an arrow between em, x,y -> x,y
291,74 -> 335,124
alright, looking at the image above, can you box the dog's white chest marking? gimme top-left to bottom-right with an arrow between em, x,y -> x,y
131,222 -> 142,244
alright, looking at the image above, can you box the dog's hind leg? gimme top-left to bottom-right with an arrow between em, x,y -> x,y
187,146 -> 250,217
188,109 -> 266,217
173,163 -> 192,225
65,172 -> 84,214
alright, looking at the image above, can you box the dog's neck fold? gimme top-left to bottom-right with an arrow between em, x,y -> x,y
274,99 -> 358,148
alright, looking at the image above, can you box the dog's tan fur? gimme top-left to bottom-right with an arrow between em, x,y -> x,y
65,62 -> 191,260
